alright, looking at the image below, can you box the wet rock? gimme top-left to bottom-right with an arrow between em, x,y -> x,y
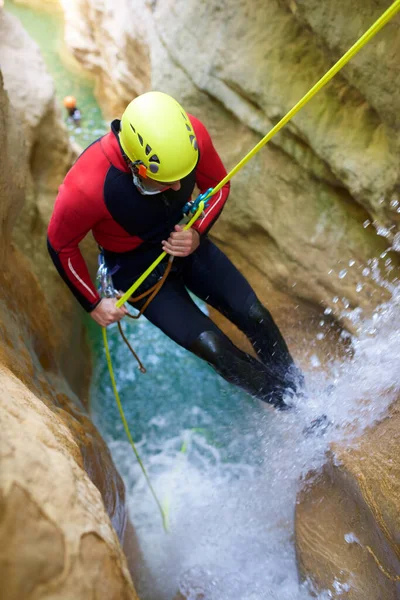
0,6 -> 139,598
60,0 -> 151,117
296,402 -> 400,598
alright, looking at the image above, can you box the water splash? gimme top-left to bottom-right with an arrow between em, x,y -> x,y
91,248 -> 400,600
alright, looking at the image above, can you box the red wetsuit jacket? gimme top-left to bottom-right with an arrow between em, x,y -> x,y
47,116 -> 230,312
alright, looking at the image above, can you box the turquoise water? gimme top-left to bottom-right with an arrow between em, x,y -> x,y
89,306 -> 268,464
4,0 -> 107,147
7,3 -> 400,598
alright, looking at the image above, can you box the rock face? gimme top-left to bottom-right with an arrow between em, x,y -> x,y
296,403 -> 400,598
60,0 -> 151,117
0,6 -> 92,395
55,0 -> 400,596
0,365 -> 137,600
0,8 -> 138,599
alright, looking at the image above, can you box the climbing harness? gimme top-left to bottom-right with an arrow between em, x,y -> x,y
102,0 -> 400,530
117,255 -> 174,372
97,251 -> 174,373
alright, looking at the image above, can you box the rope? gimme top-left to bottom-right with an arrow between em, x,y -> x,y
116,201 -> 205,307
211,0 -> 400,196
116,257 -> 174,372
102,326 -> 169,531
116,0 -> 400,306
103,1 -> 400,529
117,321 -> 146,373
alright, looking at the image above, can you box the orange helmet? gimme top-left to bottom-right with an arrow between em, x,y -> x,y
63,96 -> 77,109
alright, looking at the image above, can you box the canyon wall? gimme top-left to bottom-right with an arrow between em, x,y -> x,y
0,7 -> 139,598
4,0 -> 400,596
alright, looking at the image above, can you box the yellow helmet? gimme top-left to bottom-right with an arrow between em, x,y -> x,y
119,91 -> 199,183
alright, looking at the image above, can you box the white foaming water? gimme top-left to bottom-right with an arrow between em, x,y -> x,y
95,273 -> 400,600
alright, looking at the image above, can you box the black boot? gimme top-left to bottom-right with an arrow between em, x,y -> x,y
240,298 -> 305,395
189,330 -> 291,409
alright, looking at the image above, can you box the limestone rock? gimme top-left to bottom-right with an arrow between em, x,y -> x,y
295,401 -> 400,598
151,0 -> 400,227
0,240 -> 139,598
0,7 -> 139,598
60,0 -> 151,118
0,364 -> 138,600
0,8 -> 96,395
0,8 -> 74,368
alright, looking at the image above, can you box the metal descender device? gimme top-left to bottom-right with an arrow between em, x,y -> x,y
181,187 -> 213,222
96,252 -> 117,298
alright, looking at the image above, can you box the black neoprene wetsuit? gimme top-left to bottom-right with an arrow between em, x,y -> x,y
106,237 -> 302,408
47,116 -> 302,407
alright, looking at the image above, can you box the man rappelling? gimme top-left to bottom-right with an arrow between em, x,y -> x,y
48,91 -> 304,409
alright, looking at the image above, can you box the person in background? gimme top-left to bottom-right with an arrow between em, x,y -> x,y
63,95 -> 81,126
48,91 -> 304,410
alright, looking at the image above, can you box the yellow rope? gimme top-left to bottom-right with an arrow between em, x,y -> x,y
102,327 -> 169,531
116,201 -> 205,308
211,0 -> 400,196
117,0 -> 400,306
103,1 -> 400,529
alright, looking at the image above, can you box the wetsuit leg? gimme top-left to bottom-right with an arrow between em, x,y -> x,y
189,330 -> 291,408
235,297 -> 305,392
182,238 -> 303,401
114,269 -> 291,407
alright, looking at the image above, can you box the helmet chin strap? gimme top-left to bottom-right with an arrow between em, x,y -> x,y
128,161 -> 162,196
131,171 -> 162,195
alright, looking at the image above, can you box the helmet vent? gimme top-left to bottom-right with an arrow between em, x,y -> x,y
186,124 -> 191,131
181,112 -> 187,121
129,123 -> 136,133
138,134 -> 144,146
145,144 -> 152,156
149,163 -> 159,174
150,154 -> 160,163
